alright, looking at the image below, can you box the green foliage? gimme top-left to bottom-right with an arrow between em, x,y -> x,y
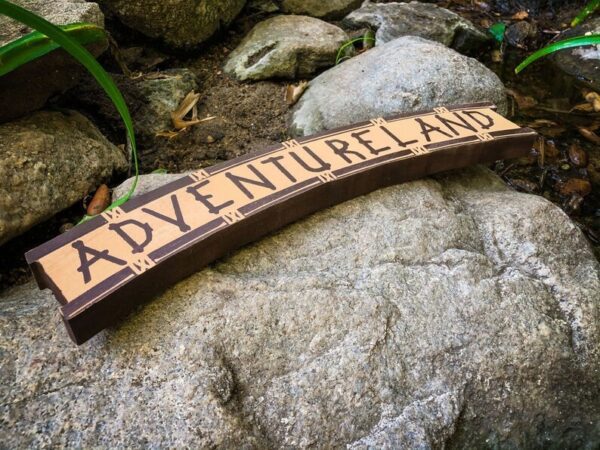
0,23 -> 107,77
489,22 -> 506,43
0,0 -> 138,222
571,0 -> 600,27
515,34 -> 600,74
335,34 -> 376,65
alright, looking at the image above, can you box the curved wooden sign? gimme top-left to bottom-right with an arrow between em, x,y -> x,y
26,103 -> 536,344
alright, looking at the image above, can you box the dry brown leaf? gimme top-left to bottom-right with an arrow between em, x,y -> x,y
571,103 -> 595,112
170,90 -> 216,130
507,88 -> 537,110
578,127 -> 600,144
528,119 -> 558,128
155,130 -> 180,139
512,10 -> 529,20
285,81 -> 309,106
584,91 -> 600,112
87,184 -> 110,216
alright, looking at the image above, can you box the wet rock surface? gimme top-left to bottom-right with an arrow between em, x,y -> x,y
290,36 -> 507,136
0,110 -> 127,246
225,15 -> 348,81
280,0 -> 362,20
553,17 -> 600,90
1,166 -> 599,448
97,0 -> 247,49
0,0 -> 107,123
344,1 -> 490,53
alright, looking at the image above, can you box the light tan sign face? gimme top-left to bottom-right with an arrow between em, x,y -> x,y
26,103 -> 536,344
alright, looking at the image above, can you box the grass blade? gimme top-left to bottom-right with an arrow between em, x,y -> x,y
571,0 -> 600,27
0,0 -> 138,221
515,34 -> 600,74
0,23 -> 107,77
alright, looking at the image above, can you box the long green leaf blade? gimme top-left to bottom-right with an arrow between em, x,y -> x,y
0,0 -> 138,221
515,34 -> 600,74
571,0 -> 600,27
0,23 -> 107,77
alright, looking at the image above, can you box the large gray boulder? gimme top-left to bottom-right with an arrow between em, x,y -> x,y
0,0 -> 107,123
290,36 -> 507,136
281,0 -> 362,20
0,110 -> 128,246
1,166 -> 599,447
98,0 -> 246,49
344,1 -> 490,54
224,15 -> 349,81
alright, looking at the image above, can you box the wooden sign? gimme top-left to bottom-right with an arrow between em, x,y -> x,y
26,103 -> 536,344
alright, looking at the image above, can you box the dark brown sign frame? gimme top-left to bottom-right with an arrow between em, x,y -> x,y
26,103 -> 536,344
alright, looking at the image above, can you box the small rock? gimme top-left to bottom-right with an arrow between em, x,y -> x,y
206,135 -> 216,144
112,172 -> 193,201
247,0 -> 280,13
98,0 -> 246,49
0,110 -> 127,245
505,21 -> 537,48
59,223 -> 75,234
290,36 -> 507,136
568,142 -> 588,167
0,0 -> 107,123
556,178 -> 592,197
510,178 -> 538,193
281,0 -> 362,20
343,1 -> 490,54
224,15 -> 348,81
553,17 -> 600,89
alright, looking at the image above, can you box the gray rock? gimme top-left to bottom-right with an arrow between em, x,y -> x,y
344,1 -> 490,53
133,69 -> 198,142
225,15 -> 348,81
68,69 -> 198,146
1,165 -> 599,447
290,36 -> 507,136
281,0 -> 362,20
98,0 -> 246,49
0,110 -> 128,245
553,17 -> 600,90
0,0 -> 107,123
112,172 -> 193,200
0,0 -> 104,46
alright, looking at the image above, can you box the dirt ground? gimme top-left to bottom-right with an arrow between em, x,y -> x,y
0,1 -> 598,292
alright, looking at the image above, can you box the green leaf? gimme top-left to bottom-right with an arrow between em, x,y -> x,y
0,23 -> 107,77
515,34 -> 600,74
571,0 -> 600,27
335,35 -> 376,65
0,0 -> 138,222
489,22 -> 506,43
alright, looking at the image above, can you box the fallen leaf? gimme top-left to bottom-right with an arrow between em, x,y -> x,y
507,88 -> 537,110
170,90 -> 216,130
578,127 -> 600,144
285,81 -> 309,106
87,184 -> 110,216
568,142 -> 588,167
583,90 -> 600,112
571,102 -> 595,112
155,130 -> 180,139
556,178 -> 592,197
512,10 -> 529,20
